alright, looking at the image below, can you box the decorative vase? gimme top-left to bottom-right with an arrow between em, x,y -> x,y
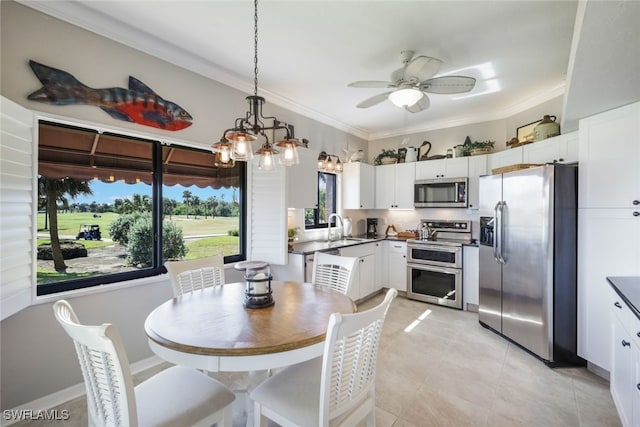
533,115 -> 560,142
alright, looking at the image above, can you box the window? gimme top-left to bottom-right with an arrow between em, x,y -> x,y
36,121 -> 246,295
304,172 -> 336,229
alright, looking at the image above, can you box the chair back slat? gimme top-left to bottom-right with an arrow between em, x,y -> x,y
311,252 -> 358,296
319,288 -> 397,425
54,300 -> 137,427
165,255 -> 225,296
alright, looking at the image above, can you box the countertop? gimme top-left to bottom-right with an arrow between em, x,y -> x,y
608,276 -> 640,319
289,235 -> 477,255
289,236 -> 386,255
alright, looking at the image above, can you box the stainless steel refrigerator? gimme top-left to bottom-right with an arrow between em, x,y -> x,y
478,164 -> 584,366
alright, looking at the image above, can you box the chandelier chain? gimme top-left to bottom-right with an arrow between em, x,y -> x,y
253,0 -> 258,97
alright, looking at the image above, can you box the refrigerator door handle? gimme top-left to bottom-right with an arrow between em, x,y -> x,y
496,201 -> 506,265
493,202 -> 501,262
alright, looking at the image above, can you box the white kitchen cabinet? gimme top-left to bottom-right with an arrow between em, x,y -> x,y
339,242 -> 377,301
522,131 -> 579,164
375,162 -> 415,209
577,102 -> 640,371
462,245 -> 479,310
342,162 -> 375,209
415,157 -> 468,180
385,241 -> 407,292
467,155 -> 488,210
287,147 -> 320,208
486,147 -> 523,172
610,291 -> 640,427
579,102 -> 640,209
577,208 -> 640,371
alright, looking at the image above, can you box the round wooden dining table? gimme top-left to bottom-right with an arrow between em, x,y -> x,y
144,281 -> 356,372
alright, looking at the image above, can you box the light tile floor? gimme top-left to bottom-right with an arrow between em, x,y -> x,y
14,294 -> 620,427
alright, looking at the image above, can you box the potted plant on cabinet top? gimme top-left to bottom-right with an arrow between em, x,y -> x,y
466,140 -> 495,156
374,148 -> 398,165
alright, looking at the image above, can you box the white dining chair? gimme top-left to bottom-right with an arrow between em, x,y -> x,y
311,251 -> 358,296
250,288 -> 398,427
164,254 -> 225,296
53,299 -> 235,427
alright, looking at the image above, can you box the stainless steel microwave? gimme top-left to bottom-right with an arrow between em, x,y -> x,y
414,177 -> 468,208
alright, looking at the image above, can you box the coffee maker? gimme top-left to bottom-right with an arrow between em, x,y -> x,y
366,218 -> 378,237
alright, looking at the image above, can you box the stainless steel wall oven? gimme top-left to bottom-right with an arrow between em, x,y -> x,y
406,220 -> 470,310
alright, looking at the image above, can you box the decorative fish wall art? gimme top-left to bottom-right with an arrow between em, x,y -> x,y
27,60 -> 192,131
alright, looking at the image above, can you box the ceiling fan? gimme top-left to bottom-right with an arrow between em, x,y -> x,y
348,50 -> 476,113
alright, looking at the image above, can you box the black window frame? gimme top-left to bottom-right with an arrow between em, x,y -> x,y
36,121 -> 246,296
305,171 -> 337,230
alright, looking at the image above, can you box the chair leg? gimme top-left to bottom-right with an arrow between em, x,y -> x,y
253,401 -> 268,427
220,406 -> 233,427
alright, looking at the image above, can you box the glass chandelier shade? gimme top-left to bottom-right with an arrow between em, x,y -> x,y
389,88 -> 424,108
317,151 -> 342,173
211,138 -> 235,168
275,138 -> 301,166
254,143 -> 277,171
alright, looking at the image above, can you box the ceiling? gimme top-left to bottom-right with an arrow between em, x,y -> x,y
19,1 -> 583,140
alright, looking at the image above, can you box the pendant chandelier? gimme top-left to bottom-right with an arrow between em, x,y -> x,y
211,0 -> 300,171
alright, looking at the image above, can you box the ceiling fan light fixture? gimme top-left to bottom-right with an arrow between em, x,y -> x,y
389,88 -> 423,108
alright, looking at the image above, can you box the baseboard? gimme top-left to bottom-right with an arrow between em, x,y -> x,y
587,361 -> 610,381
466,303 -> 479,312
1,355 -> 164,426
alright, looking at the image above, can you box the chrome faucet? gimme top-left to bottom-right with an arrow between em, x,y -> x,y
327,213 -> 344,242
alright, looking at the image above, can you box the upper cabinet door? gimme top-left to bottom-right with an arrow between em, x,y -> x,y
375,164 -> 396,209
487,147 -> 523,172
395,162 -> 416,209
522,131 -> 578,164
342,162 -> 375,209
579,102 -> 640,209
414,157 -> 468,180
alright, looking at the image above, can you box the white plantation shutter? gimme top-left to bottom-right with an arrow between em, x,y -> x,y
1,97 -> 35,320
248,164 -> 287,265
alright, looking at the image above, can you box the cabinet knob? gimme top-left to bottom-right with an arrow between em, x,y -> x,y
633,200 -> 639,205
637,331 -> 640,339
634,211 -> 640,217
622,340 -> 631,347
614,301 -> 623,309
637,383 -> 640,391
558,158 -> 564,162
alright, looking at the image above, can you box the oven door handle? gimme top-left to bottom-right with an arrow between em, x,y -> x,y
409,264 -> 460,275
411,245 -> 460,254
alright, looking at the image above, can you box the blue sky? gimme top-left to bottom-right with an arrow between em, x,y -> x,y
72,179 -> 236,205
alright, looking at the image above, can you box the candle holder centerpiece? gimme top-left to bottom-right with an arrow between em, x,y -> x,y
234,261 -> 274,308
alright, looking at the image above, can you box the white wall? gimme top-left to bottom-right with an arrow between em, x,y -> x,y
367,96 -> 563,163
0,0 -> 364,410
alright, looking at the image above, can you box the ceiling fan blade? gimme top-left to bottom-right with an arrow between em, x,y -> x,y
404,95 -> 430,113
356,92 -> 393,108
419,76 -> 476,94
404,56 -> 442,82
348,81 -> 394,88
